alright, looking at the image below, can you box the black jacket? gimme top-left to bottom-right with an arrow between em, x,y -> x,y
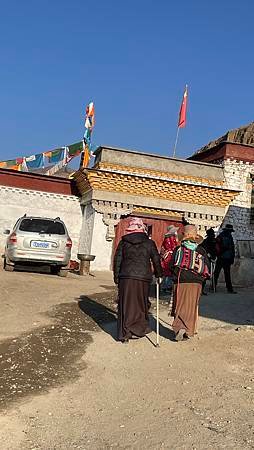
201,236 -> 217,260
216,230 -> 235,264
169,244 -> 210,285
113,232 -> 163,284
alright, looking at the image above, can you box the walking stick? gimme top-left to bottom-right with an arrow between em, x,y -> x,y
156,280 -> 160,347
211,260 -> 216,293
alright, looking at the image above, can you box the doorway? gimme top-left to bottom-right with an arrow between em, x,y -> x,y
113,215 -> 182,255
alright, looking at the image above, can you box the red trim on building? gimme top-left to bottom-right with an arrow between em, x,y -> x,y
189,144 -> 226,162
224,143 -> 254,162
0,168 -> 79,196
190,142 -> 254,164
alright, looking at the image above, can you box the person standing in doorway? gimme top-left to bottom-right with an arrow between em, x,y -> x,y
160,225 -> 179,293
113,217 -> 163,343
214,224 -> 237,294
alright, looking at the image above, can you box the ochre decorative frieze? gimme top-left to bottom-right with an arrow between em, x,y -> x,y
74,168 -> 238,208
133,207 -> 182,219
96,162 -> 224,187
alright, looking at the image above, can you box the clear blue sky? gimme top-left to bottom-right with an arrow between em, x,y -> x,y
1,0 -> 254,162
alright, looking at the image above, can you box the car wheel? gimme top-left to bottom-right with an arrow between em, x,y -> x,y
50,266 -> 58,275
58,268 -> 68,278
4,258 -> 15,272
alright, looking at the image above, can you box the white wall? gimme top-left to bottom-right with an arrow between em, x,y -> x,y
90,211 -> 113,271
223,159 -> 254,240
0,185 -> 82,259
78,203 -> 95,255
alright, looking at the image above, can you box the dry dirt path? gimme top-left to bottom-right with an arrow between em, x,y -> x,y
0,267 -> 253,449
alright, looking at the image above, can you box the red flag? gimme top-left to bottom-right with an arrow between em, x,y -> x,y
178,85 -> 188,128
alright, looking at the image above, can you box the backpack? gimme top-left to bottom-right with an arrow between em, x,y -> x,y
173,245 -> 210,279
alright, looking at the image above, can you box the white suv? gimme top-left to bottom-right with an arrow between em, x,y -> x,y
4,216 -> 72,277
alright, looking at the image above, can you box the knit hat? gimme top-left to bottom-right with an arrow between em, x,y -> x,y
165,225 -> 179,236
125,217 -> 146,234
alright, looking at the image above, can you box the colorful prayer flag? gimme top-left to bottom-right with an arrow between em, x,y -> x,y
48,148 -> 65,164
80,102 -> 95,169
43,151 -> 53,158
6,159 -> 17,167
26,154 -> 44,169
68,141 -> 83,156
45,148 -> 68,175
0,140 -> 82,173
25,155 -> 36,162
80,142 -> 90,168
84,102 -> 95,146
16,157 -> 28,171
9,164 -> 20,171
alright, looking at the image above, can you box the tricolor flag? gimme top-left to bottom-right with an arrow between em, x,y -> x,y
178,85 -> 188,128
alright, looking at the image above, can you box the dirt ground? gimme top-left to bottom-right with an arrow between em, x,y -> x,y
0,266 -> 253,450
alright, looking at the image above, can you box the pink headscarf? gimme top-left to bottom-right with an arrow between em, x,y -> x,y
125,217 -> 146,234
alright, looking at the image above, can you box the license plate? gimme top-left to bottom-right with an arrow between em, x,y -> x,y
31,241 -> 50,249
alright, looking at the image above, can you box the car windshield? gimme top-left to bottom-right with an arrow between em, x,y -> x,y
19,219 -> 66,235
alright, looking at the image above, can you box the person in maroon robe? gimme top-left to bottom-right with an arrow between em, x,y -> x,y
160,225 -> 179,293
113,217 -> 163,343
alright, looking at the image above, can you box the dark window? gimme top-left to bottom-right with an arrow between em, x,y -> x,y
19,219 -> 65,235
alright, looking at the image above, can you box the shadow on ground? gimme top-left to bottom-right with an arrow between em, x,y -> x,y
157,284 -> 254,327
1,285 -> 253,411
78,295 -> 118,340
11,263 -> 55,276
148,315 -> 175,343
0,290 -> 117,411
199,287 -> 254,326
78,293 -> 175,344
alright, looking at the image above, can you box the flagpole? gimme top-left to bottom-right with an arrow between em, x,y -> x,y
172,126 -> 180,158
172,84 -> 188,158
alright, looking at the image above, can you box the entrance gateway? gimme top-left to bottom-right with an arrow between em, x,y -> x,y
74,145 -> 238,271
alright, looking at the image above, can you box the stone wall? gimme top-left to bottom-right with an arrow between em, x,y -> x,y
222,158 -> 254,241
0,185 -> 82,259
185,210 -> 224,235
